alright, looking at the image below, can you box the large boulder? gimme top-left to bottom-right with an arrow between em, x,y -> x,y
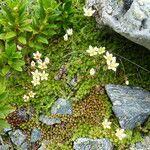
86,0 -> 150,50
105,84 -> 150,129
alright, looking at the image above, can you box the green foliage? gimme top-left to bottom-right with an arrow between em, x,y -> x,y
0,90 -> 15,130
0,0 -> 74,50
0,43 -> 25,75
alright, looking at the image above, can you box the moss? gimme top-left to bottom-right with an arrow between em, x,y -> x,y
20,88 -> 113,148
19,87 -> 143,149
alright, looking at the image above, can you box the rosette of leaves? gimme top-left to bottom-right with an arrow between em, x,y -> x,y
0,43 -> 25,76
28,0 -> 60,49
0,0 -> 32,46
56,0 -> 74,29
0,0 -> 74,51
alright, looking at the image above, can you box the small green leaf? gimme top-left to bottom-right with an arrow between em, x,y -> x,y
0,105 -> 15,118
5,32 -> 16,39
18,36 -> 26,44
11,60 -> 25,71
0,120 -> 10,129
37,36 -> 48,44
2,66 -> 10,76
0,92 -> 7,101
0,77 -> 6,95
0,33 -> 5,40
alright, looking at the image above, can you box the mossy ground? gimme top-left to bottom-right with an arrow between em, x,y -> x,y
5,0 -> 150,149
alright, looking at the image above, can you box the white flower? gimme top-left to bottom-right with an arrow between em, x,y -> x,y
107,57 -> 119,72
86,45 -> 98,56
40,71 -> 49,80
64,34 -> 68,41
23,94 -> 30,102
31,78 -> 40,86
97,47 -> 106,55
90,68 -> 96,76
38,61 -> 47,70
31,69 -> 41,80
31,61 -> 35,68
83,7 -> 95,17
102,119 -> 112,129
44,57 -> 50,64
66,28 -> 73,36
33,51 -> 42,60
37,59 -> 42,64
125,80 -> 129,85
17,45 -> 22,50
115,129 -> 127,140
28,91 -> 36,98
104,51 -> 114,63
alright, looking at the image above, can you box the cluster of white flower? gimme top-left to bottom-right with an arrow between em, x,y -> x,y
83,7 -> 95,17
86,45 -> 106,75
64,28 -> 73,41
31,51 -> 49,86
86,45 -> 106,56
104,51 -> 119,72
102,119 -> 127,140
23,51 -> 49,102
86,45 -> 119,74
23,91 -> 36,102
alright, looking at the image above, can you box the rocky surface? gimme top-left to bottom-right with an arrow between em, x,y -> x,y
86,0 -> 150,50
39,114 -> 61,125
127,136 -> 150,150
17,107 -> 34,121
9,129 -> 28,150
39,98 -> 73,126
74,138 -> 113,150
51,98 -> 73,115
105,84 -> 150,129
0,145 -> 10,150
31,128 -> 41,143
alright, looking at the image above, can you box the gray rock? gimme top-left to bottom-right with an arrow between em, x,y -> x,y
69,75 -> 78,87
86,0 -> 150,50
9,129 -> 26,147
127,136 -> 150,150
31,128 -> 41,143
20,142 -> 29,150
51,98 -> 73,115
3,128 -> 12,134
39,115 -> 61,125
0,145 -> 9,150
105,84 -> 150,129
17,107 -> 34,121
73,138 -> 113,150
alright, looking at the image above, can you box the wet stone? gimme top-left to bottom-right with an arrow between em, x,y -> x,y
105,84 -> 150,129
